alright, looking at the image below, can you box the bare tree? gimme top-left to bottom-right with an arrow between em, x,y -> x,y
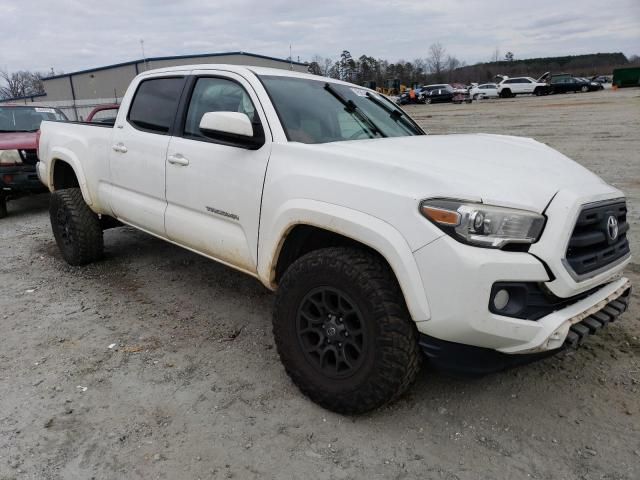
505,51 -> 515,62
0,69 -> 45,99
427,43 -> 446,82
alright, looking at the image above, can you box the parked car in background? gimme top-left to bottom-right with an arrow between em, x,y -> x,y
592,75 -> 610,84
469,83 -> 498,99
576,77 -> 604,91
422,85 -> 454,104
417,84 -> 450,101
0,105 -> 67,218
497,77 -> 548,98
548,76 -> 592,94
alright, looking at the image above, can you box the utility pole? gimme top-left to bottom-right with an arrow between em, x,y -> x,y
140,39 -> 148,71
289,44 -> 293,70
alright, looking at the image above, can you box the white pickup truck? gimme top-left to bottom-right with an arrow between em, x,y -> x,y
38,65 -> 632,413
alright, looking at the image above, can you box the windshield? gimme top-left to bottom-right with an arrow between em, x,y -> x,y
0,106 -> 67,132
259,75 -> 424,144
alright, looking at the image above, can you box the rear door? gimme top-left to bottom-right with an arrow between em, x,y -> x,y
109,74 -> 187,236
518,78 -> 534,93
164,71 -> 272,273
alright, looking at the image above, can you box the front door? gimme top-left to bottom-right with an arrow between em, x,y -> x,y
164,72 -> 272,273
109,75 -> 187,236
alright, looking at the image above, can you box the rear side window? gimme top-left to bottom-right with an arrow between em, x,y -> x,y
128,77 -> 184,134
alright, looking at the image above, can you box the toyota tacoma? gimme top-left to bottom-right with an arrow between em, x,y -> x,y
37,65 -> 632,413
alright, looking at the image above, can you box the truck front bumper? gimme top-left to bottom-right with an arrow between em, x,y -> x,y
0,165 -> 47,197
413,235 -> 632,356
418,284 -> 631,374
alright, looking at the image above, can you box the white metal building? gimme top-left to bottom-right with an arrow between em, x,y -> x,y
1,51 -> 308,120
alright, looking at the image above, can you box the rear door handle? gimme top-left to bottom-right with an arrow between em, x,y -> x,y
168,154 -> 189,166
112,143 -> 127,153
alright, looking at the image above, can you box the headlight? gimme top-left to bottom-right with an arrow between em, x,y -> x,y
420,198 -> 545,248
0,150 -> 22,165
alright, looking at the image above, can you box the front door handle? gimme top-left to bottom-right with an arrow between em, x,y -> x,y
168,154 -> 189,166
112,143 -> 127,153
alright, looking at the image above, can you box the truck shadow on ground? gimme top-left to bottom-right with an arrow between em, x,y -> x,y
5,193 -> 50,218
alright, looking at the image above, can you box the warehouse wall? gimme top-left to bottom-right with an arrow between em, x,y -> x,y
40,53 -> 306,103
2,53 -> 307,120
70,64 -> 138,101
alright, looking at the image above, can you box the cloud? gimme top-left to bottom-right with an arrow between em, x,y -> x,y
0,0 -> 638,74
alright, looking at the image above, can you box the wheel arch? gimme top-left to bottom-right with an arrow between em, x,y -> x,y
48,149 -> 93,206
259,200 -> 432,322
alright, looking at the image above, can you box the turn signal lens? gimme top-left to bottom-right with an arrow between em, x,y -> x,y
420,206 -> 461,226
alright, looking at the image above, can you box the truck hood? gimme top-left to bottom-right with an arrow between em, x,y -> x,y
0,131 -> 37,150
306,134 -> 608,213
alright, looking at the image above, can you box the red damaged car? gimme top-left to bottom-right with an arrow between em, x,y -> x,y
0,105 -> 67,218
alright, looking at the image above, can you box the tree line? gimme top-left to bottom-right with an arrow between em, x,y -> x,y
307,43 -> 465,88
307,48 -> 639,87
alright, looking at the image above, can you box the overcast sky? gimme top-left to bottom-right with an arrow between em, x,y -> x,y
1,0 -> 639,74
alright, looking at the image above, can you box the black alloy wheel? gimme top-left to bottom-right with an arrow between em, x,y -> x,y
296,287 -> 367,379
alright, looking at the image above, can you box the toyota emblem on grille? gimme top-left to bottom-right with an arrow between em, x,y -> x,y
607,215 -> 619,241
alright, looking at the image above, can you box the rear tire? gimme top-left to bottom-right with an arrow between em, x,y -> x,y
581,85 -> 589,92
273,247 -> 421,414
0,196 -> 7,219
49,188 -> 103,265
500,89 -> 512,98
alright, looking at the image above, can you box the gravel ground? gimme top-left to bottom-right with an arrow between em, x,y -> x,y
1,87 -> 639,480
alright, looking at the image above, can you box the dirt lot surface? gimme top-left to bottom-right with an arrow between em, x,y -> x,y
1,88 -> 639,480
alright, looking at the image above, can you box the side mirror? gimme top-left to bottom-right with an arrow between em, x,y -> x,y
199,111 -> 254,138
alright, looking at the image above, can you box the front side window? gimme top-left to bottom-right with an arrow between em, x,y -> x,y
184,77 -> 257,139
128,77 -> 184,134
0,106 -> 67,132
259,75 -> 424,144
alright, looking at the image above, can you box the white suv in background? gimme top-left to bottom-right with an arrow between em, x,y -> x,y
497,76 -> 549,97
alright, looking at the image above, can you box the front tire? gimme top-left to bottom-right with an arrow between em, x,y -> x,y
49,188 -> 103,265
581,85 -> 589,92
273,247 -> 421,414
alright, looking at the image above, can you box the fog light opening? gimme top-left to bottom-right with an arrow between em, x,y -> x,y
493,289 -> 510,310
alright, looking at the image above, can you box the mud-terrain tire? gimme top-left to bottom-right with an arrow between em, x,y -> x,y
0,196 -> 7,219
49,188 -> 103,265
273,247 -> 421,414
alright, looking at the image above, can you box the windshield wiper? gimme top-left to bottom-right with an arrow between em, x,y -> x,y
324,83 -> 386,138
364,92 -> 425,134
